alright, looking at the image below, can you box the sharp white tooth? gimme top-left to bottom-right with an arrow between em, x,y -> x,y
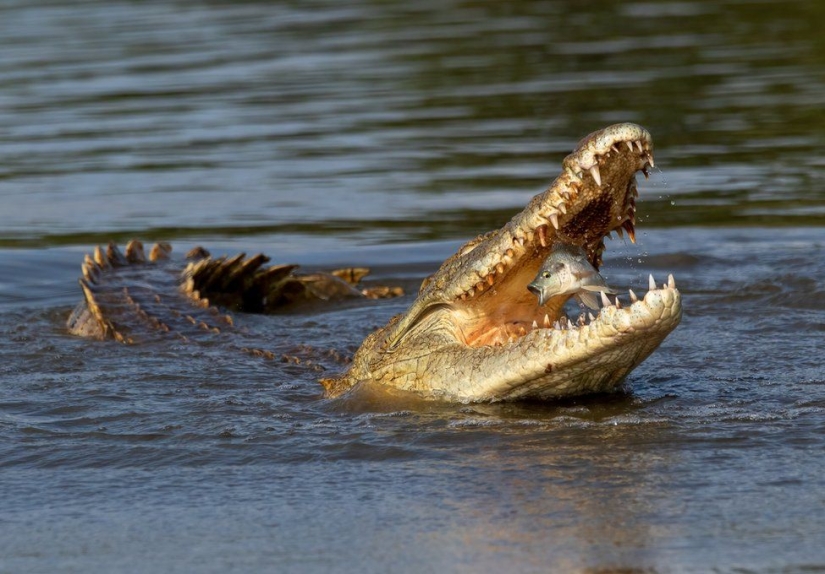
647,153 -> 655,168
600,291 -> 612,307
532,320 -> 538,329
548,212 -> 559,230
668,274 -> 676,289
537,225 -> 548,247
588,312 -> 596,322
614,296 -> 622,309
558,203 -> 567,214
625,141 -> 634,152
649,274 -> 656,291
635,140 -> 644,153
544,314 -> 551,327
553,321 -> 561,330
589,165 -> 602,187
629,289 -> 638,303
611,144 -> 620,153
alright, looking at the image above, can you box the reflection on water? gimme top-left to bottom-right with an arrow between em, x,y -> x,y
1,0 -> 825,572
1,0 -> 824,247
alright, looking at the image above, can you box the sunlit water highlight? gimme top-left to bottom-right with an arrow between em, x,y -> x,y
1,1 -> 824,572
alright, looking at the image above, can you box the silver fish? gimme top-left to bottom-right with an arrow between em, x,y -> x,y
527,244 -> 616,310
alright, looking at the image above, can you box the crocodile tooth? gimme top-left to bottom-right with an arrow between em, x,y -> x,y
475,281 -> 484,293
589,165 -> 602,187
625,141 -> 634,152
496,263 -> 505,275
486,274 -> 495,286
532,320 -> 538,329
646,153 -> 655,168
649,274 -> 657,291
548,212 -> 559,230
544,314 -> 551,328
614,296 -> 622,309
588,312 -> 596,322
537,225 -> 548,247
553,321 -> 562,330
558,203 -> 567,215
642,166 -> 650,180
629,289 -> 638,303
600,291 -> 611,307
611,144 -> 620,153
622,220 -> 636,243
635,140 -> 644,153
668,274 -> 676,289
506,248 -> 515,258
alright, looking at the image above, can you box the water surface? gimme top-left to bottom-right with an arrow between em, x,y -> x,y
1,1 -> 824,572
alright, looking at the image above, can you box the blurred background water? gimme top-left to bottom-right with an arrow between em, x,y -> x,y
1,1 -> 824,572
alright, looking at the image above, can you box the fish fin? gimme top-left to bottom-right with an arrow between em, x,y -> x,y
576,292 -> 601,310
579,284 -> 617,294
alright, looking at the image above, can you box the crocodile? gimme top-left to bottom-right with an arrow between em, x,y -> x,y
68,123 -> 681,402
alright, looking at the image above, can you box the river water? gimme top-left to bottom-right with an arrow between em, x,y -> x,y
1,1 -> 824,572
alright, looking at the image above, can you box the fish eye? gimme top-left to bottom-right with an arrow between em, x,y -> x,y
541,271 -> 551,278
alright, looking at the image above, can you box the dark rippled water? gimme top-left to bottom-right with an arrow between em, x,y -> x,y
2,1 -> 825,572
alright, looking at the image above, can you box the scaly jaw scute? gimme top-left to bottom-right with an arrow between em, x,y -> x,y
446,124 -> 661,348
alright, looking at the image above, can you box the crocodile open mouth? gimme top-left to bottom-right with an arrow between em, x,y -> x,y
324,123 -> 682,401
438,124 -> 673,349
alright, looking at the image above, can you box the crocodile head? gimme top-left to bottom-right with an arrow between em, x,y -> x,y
325,123 -> 682,401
